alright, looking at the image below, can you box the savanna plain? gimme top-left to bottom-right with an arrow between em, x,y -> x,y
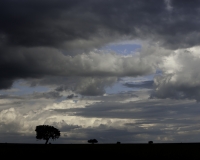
1,143 -> 200,158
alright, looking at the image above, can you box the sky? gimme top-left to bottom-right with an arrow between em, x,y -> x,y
1,0 -> 200,144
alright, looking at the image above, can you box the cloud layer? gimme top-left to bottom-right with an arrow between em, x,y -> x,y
152,47 -> 200,101
0,91 -> 199,143
1,0 -> 200,49
1,0 -> 200,91
0,46 -> 153,90
1,0 -> 200,143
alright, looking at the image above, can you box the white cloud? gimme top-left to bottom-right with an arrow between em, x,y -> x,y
153,46 -> 200,100
1,90 -> 200,143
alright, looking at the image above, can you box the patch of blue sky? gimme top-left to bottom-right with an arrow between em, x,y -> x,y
101,43 -> 141,55
105,81 -> 139,94
0,80 -> 49,96
105,75 -> 152,94
118,69 -> 162,84
119,75 -> 154,83
105,72 -> 162,94
102,41 -> 163,94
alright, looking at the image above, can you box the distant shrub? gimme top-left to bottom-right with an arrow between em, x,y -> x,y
148,141 -> 153,144
88,139 -> 98,144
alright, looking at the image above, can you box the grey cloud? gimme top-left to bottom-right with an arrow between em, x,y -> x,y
1,0 -> 200,49
0,91 -> 62,100
43,120 -> 81,132
54,98 -> 199,120
31,91 -> 62,99
67,94 -> 75,99
75,126 -> 143,143
2,48 -> 153,77
67,94 -> 78,99
0,47 -> 153,90
58,123 -> 169,143
55,77 -> 113,96
53,98 -> 200,143
59,124 -> 80,132
1,92 -> 200,143
2,1 -> 200,145
0,79 -> 14,90
61,124 -> 176,143
37,76 -> 118,96
0,94 -> 23,100
81,92 -> 138,102
74,77 -> 117,96
2,0 -> 200,90
58,100 -> 200,143
151,48 -> 200,101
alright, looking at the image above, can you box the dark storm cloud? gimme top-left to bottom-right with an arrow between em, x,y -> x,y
0,0 -> 84,47
67,94 -> 75,99
0,79 -> 14,90
1,0 -> 200,48
1,0 -> 200,91
0,46 -> 153,90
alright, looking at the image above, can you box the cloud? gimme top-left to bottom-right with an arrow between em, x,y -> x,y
0,47 -> 153,91
31,91 -> 62,99
74,77 -> 117,96
123,80 -> 154,89
0,108 -> 25,133
67,94 -> 75,99
1,0 -> 200,92
3,48 -> 153,77
0,89 -> 200,143
152,46 -> 200,101
0,79 -> 14,90
2,0 -> 200,143
164,0 -> 173,11
1,0 -> 200,49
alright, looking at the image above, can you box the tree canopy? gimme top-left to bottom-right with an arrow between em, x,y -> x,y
35,125 -> 60,144
88,139 -> 98,144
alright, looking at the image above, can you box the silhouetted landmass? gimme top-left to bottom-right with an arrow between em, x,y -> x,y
1,143 -> 200,158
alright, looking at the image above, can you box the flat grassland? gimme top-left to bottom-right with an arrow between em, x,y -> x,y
1,143 -> 200,158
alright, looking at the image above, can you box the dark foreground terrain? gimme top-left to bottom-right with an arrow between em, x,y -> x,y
1,143 -> 200,159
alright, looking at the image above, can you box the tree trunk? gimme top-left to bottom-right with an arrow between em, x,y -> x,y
45,138 -> 49,145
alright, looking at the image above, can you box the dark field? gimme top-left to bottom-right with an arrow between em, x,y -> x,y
1,143 -> 200,159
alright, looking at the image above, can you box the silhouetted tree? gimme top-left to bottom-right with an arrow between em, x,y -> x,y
88,139 -> 98,144
35,125 -> 60,144
148,141 -> 153,144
